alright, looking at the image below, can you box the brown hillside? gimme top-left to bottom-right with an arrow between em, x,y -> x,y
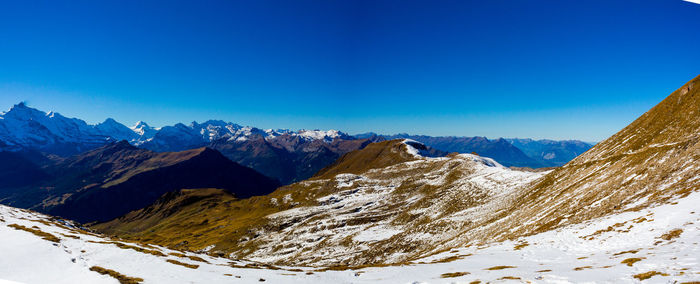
473,74 -> 700,240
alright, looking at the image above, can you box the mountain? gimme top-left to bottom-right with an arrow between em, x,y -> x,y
471,75 -> 700,240
136,121 -> 368,184
357,134 -> 540,167
0,141 -> 279,223
130,121 -> 158,140
209,134 -> 376,184
0,102 -> 113,155
0,103 -> 372,184
0,150 -> 52,189
94,118 -> 140,142
5,76 -> 700,283
136,120 -> 355,153
356,133 -> 595,168
95,139 -> 541,266
506,138 -> 594,167
96,75 -> 700,270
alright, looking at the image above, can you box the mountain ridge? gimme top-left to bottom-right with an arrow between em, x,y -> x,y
0,141 -> 280,223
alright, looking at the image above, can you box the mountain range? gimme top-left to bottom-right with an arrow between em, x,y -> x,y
0,75 -> 698,283
356,133 -> 594,168
1,103 -> 592,186
94,75 -> 700,269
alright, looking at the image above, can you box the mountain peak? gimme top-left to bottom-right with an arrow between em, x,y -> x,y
4,102 -> 44,117
132,121 -> 150,128
13,101 -> 28,109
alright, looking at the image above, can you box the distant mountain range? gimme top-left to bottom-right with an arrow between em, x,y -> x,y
1,102 -> 591,186
0,103 -> 371,184
356,133 -> 594,168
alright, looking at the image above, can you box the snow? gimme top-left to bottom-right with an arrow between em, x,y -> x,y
402,139 -> 424,157
2,188 -> 698,283
0,103 -> 354,152
353,225 -> 403,242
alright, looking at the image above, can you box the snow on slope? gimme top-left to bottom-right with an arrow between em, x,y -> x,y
2,189 -> 698,283
228,149 -> 546,266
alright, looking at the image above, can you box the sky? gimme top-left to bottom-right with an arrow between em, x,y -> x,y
0,0 -> 699,141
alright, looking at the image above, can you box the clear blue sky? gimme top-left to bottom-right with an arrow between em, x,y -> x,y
1,0 -> 698,141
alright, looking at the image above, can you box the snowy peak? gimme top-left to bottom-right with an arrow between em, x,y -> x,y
0,103 -> 112,155
130,121 -> 157,140
297,129 -> 350,142
0,102 -> 353,156
95,118 -> 138,142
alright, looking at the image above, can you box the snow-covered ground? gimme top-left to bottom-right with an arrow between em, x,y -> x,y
2,184 -> 698,283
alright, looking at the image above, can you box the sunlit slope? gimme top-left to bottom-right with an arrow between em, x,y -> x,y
474,75 -> 700,240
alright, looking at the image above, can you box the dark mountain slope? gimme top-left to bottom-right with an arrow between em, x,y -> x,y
0,141 -> 279,223
0,151 -> 51,190
209,135 -> 374,184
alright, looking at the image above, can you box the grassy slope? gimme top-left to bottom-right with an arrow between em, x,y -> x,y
470,74 -> 700,241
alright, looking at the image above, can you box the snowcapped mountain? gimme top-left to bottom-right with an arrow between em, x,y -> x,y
0,103 -> 353,157
137,120 -> 353,153
0,103 -> 113,155
130,121 -> 157,140
94,118 -> 139,142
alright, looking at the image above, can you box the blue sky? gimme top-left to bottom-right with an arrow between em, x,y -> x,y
0,0 -> 698,141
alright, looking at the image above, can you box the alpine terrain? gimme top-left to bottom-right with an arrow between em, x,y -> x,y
89,75 -> 700,282
1,75 -> 699,284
